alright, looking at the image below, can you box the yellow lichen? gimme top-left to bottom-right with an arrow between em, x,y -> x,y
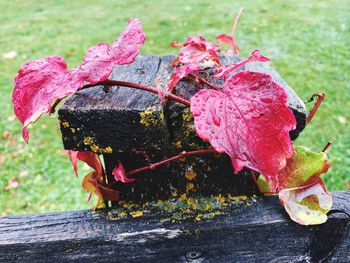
83,137 -> 94,145
228,194 -> 248,201
103,146 -> 113,154
90,144 -> 100,153
140,107 -> 160,127
130,210 -> 143,218
70,128 -> 76,133
185,170 -> 197,181
62,121 -> 70,128
186,182 -> 195,192
195,214 -> 202,221
215,194 -> 226,204
175,141 -> 182,149
204,204 -> 212,211
182,108 -> 193,122
186,198 -> 198,209
180,193 -> 187,200
171,190 -> 178,197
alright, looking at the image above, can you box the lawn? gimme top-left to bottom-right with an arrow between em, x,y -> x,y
0,0 -> 349,216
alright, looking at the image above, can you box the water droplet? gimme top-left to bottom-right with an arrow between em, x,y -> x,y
260,97 -> 272,103
251,83 -> 259,90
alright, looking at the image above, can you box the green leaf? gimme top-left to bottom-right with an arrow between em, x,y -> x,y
277,146 -> 332,225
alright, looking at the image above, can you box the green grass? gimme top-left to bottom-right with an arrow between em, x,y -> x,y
0,0 -> 349,216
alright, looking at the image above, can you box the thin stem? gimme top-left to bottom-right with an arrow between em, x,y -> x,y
260,190 -> 278,195
249,170 -> 260,191
108,149 -> 218,188
322,141 -> 332,153
306,93 -> 325,124
231,7 -> 245,55
191,74 -> 221,91
126,149 -> 218,176
86,80 -> 190,106
50,79 -> 190,114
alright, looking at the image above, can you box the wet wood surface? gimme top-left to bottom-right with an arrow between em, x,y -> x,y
58,55 -> 307,202
0,191 -> 348,262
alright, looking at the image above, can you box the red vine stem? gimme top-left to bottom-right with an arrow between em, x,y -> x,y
191,74 -> 221,91
231,7 -> 245,55
322,141 -> 332,153
126,149 -> 218,176
306,93 -> 325,124
50,79 -> 190,113
108,149 -> 218,187
87,79 -> 190,106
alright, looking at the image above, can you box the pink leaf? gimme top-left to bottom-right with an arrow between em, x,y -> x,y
170,41 -> 182,47
13,18 -> 145,142
13,56 -> 84,142
4,179 -> 20,191
167,63 -> 199,93
80,18 -> 146,84
214,50 -> 270,79
110,18 -> 146,64
112,162 -> 136,183
172,36 -> 221,67
216,34 -> 234,46
190,70 -> 296,179
79,43 -> 114,84
69,150 -> 103,177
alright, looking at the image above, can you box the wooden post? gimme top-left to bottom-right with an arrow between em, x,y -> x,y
58,55 -> 307,202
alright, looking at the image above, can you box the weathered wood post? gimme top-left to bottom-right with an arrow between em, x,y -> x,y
1,60 -> 349,261
58,55 -> 307,203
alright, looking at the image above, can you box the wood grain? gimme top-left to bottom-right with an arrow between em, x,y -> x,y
57,55 -> 308,202
0,191 -> 348,262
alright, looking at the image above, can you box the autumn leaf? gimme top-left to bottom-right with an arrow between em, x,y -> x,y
190,70 -> 296,182
82,171 -> 120,208
277,146 -> 332,225
68,150 -> 103,177
13,18 -> 146,142
13,56 -> 84,142
216,34 -> 234,46
214,50 -> 270,79
171,36 -> 221,67
112,162 -> 136,183
167,63 -> 199,93
80,18 -> 146,84
4,179 -> 20,191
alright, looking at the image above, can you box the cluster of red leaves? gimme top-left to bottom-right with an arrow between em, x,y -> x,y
13,18 -> 146,142
190,71 -> 296,186
12,16 -> 332,225
169,28 -> 331,225
69,151 -> 120,206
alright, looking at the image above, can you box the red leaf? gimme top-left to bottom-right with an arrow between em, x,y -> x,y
214,50 -> 270,79
167,63 -> 199,93
171,36 -> 221,67
13,18 -> 146,141
170,41 -> 182,47
13,56 -> 84,142
112,162 -> 136,183
4,179 -> 20,191
216,34 -> 234,46
110,18 -> 146,64
190,70 -> 296,180
69,150 -> 103,177
79,43 -> 114,84
80,18 -> 146,84
82,171 -> 120,203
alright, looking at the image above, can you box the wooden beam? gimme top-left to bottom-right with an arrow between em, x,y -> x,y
0,191 -> 348,262
57,55 -> 308,202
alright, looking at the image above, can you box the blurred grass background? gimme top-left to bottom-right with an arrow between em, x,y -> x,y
0,0 -> 349,215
